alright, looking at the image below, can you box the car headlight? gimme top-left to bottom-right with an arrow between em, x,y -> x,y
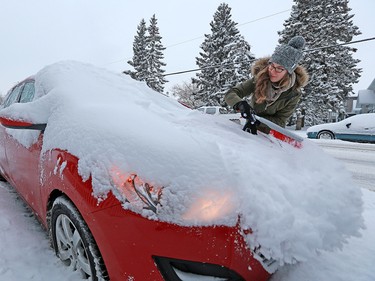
182,189 -> 234,222
110,167 -> 234,223
110,167 -> 162,213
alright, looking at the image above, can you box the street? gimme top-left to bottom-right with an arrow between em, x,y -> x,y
313,140 -> 375,191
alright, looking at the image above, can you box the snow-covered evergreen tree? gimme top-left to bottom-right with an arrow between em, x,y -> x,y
125,15 -> 167,94
278,0 -> 361,125
125,19 -> 148,81
145,14 -> 168,93
193,3 -> 255,107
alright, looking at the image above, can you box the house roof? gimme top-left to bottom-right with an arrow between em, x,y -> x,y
368,78 -> 375,91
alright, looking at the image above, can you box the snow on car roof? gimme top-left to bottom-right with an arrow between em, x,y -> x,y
0,60 -> 364,266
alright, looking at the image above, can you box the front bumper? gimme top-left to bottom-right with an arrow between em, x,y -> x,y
89,201 -> 272,281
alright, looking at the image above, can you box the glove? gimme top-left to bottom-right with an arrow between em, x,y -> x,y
243,118 -> 261,135
233,101 -> 252,119
233,101 -> 259,135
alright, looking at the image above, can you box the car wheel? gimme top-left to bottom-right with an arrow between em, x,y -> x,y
317,130 -> 335,140
51,196 -> 108,280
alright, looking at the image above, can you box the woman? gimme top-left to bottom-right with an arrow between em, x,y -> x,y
225,36 -> 309,134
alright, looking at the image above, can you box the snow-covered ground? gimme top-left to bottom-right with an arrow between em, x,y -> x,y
0,182 -> 82,281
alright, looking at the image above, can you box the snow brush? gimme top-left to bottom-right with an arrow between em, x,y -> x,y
243,116 -> 303,149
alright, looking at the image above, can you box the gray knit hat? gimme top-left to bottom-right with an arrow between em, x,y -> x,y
270,36 -> 306,74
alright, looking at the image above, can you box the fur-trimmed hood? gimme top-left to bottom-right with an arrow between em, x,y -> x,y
251,57 -> 309,91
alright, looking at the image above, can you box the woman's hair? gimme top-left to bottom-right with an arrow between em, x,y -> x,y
254,65 -> 290,104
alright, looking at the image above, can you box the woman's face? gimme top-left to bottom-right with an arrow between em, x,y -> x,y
268,62 -> 287,83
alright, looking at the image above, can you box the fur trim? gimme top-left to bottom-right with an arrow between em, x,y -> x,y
251,57 -> 309,90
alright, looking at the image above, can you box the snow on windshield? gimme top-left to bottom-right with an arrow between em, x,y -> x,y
0,61 -> 364,266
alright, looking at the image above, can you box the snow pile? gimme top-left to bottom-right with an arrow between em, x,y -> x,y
0,61 -> 364,266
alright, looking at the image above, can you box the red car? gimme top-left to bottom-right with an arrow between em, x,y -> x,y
0,62 -> 275,280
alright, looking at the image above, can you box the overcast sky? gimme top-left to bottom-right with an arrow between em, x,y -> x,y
0,0 -> 373,96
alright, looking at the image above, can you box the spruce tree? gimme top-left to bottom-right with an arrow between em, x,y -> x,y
125,15 -> 167,94
193,3 -> 255,107
278,0 -> 361,125
125,19 -> 148,81
145,14 -> 168,93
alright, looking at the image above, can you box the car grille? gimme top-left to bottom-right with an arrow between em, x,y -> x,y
153,256 -> 244,281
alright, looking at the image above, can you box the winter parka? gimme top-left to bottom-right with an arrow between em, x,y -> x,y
225,57 -> 309,133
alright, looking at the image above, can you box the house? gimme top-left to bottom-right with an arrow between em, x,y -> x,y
344,95 -> 359,115
356,78 -> 375,113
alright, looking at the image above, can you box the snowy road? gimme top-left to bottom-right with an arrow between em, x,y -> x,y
314,140 -> 375,191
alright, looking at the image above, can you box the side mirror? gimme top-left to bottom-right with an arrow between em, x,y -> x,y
346,123 -> 351,129
0,117 -> 46,131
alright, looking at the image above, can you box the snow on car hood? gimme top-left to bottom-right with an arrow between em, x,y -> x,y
0,61 -> 364,266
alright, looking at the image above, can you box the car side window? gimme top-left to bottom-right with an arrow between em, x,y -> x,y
2,85 -> 23,108
206,107 -> 216,115
19,82 -> 35,103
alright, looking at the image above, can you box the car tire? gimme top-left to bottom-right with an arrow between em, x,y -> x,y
317,130 -> 335,140
50,196 -> 108,280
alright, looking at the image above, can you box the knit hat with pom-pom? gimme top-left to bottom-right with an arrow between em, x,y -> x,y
270,36 -> 306,74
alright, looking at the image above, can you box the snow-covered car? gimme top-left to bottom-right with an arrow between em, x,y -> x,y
197,105 -> 245,125
0,61 -> 363,280
306,113 -> 375,143
197,106 -> 228,115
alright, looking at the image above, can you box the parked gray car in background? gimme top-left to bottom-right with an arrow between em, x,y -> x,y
306,113 -> 375,143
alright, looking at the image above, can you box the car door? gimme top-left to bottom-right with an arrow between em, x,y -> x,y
352,114 -> 375,141
339,114 -> 375,142
1,80 -> 44,214
0,84 -> 24,177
